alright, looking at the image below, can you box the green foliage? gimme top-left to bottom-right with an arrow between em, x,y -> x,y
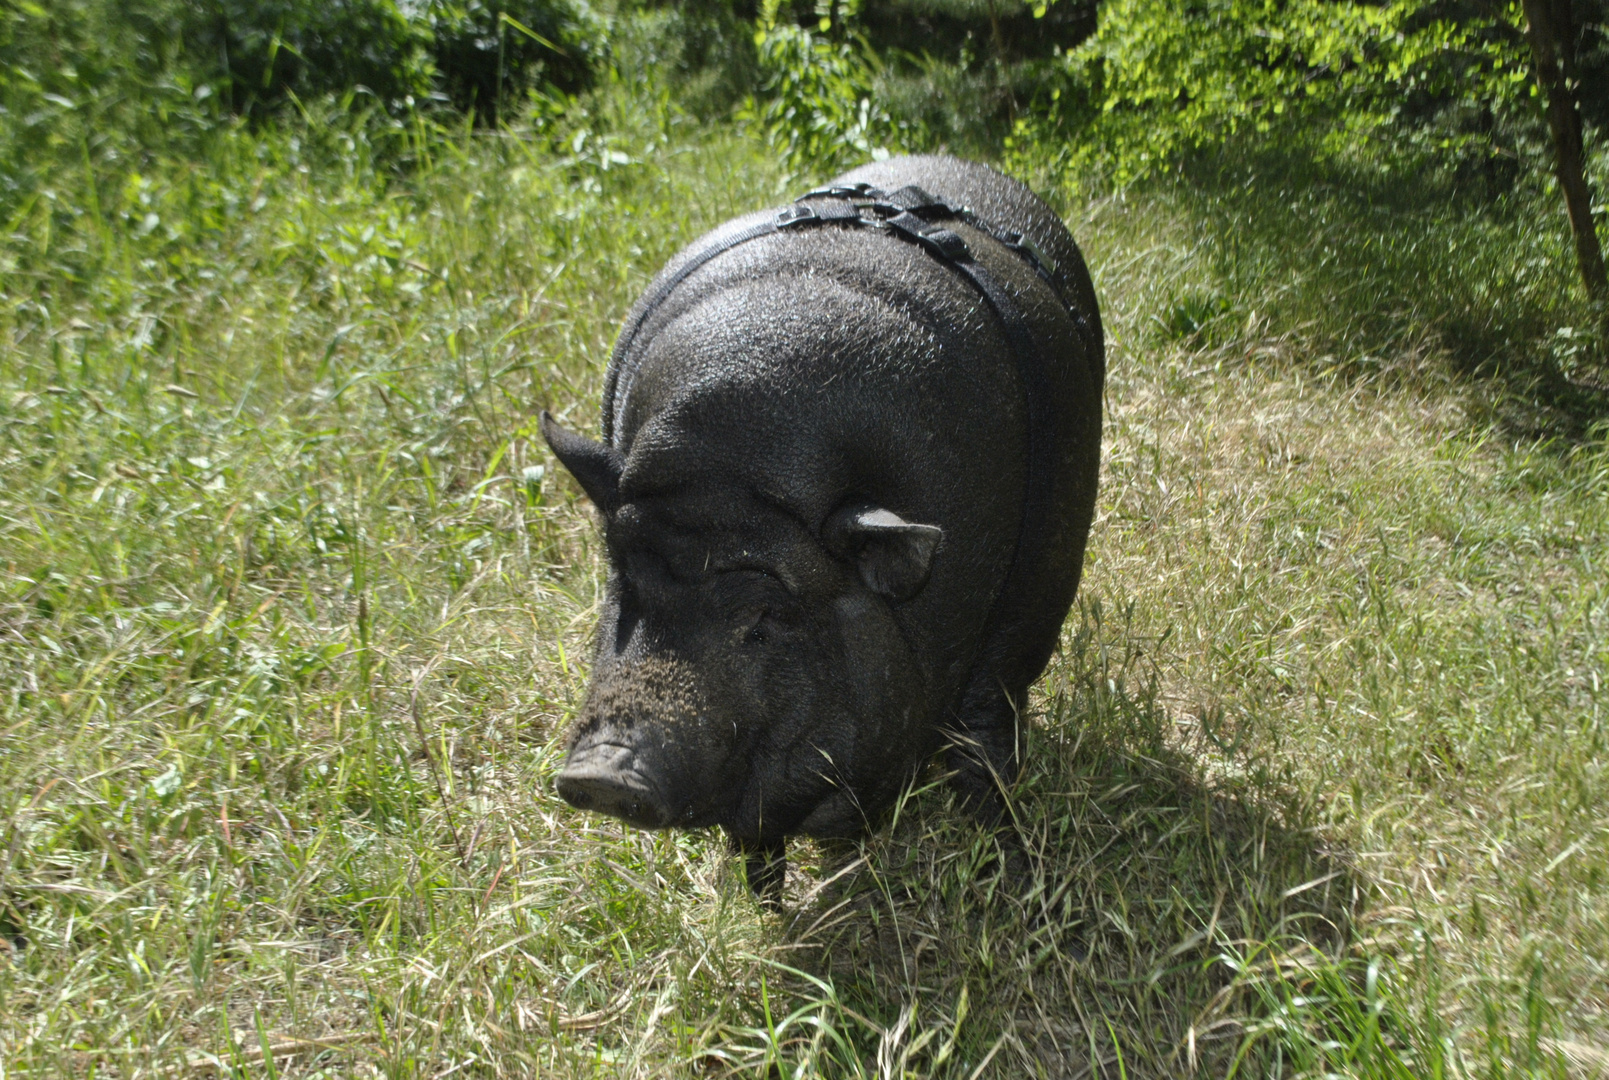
0,0 -> 172,104
0,1 -> 219,251
1157,289 -> 1232,343
744,0 -> 901,174
194,0 -> 437,116
1035,0 -> 1535,185
787,0 -> 1098,160
430,0 -> 610,122
0,0 -> 612,138
601,0 -> 763,118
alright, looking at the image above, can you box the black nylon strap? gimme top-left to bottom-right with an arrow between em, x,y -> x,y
796,182 -> 1067,298
601,216 -> 783,440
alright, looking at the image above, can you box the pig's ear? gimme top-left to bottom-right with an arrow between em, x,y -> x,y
824,504 -> 943,602
541,411 -> 623,513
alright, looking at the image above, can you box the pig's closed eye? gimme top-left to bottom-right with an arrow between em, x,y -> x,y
746,610 -> 771,645
743,601 -> 798,646
717,569 -> 792,644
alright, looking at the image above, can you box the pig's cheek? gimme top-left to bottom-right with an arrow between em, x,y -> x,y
831,594 -> 909,727
676,698 -> 747,798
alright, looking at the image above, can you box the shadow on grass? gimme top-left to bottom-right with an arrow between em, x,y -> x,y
1105,142 -> 1609,444
756,605 -> 1363,1079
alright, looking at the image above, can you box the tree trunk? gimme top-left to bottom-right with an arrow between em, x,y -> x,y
1523,0 -> 1608,306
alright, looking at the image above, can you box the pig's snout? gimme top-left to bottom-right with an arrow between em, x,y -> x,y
555,742 -> 673,829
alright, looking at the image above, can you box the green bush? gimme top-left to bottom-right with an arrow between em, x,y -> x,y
0,0 -> 613,136
745,1 -> 900,173
0,0 -> 215,229
190,0 -> 436,117
430,0 -> 609,123
1023,0 -> 1544,189
617,0 -> 762,118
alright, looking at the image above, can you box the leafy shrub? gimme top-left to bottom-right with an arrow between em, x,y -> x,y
192,0 -> 609,122
616,0 -> 762,118
1036,0 -> 1541,187
190,0 -> 436,117
0,0 -> 217,227
854,0 -> 1095,65
745,0 -> 898,173
0,0 -> 612,137
430,0 -> 609,123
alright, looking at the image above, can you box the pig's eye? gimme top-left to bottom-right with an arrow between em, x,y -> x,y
720,569 -> 793,646
746,610 -> 771,645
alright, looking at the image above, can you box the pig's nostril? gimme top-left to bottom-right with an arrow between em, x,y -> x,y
555,748 -> 668,829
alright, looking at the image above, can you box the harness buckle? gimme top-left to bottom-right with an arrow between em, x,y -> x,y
1002,232 -> 1059,278
776,204 -> 817,227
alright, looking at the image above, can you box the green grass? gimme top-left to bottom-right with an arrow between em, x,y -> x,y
1,92 -> 1607,1077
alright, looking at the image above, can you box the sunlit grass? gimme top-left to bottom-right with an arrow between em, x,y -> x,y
1,92 -> 1606,1077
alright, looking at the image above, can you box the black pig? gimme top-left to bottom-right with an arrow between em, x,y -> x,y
542,155 -> 1103,899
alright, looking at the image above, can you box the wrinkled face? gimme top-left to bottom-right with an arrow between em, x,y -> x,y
541,414 -> 943,841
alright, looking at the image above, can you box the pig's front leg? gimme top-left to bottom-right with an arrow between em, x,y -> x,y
729,835 -> 787,909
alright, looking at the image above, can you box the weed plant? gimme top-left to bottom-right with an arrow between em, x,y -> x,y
1,77 -> 1607,1079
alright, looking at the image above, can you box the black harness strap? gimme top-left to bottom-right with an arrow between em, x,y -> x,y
600,216 -> 789,440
